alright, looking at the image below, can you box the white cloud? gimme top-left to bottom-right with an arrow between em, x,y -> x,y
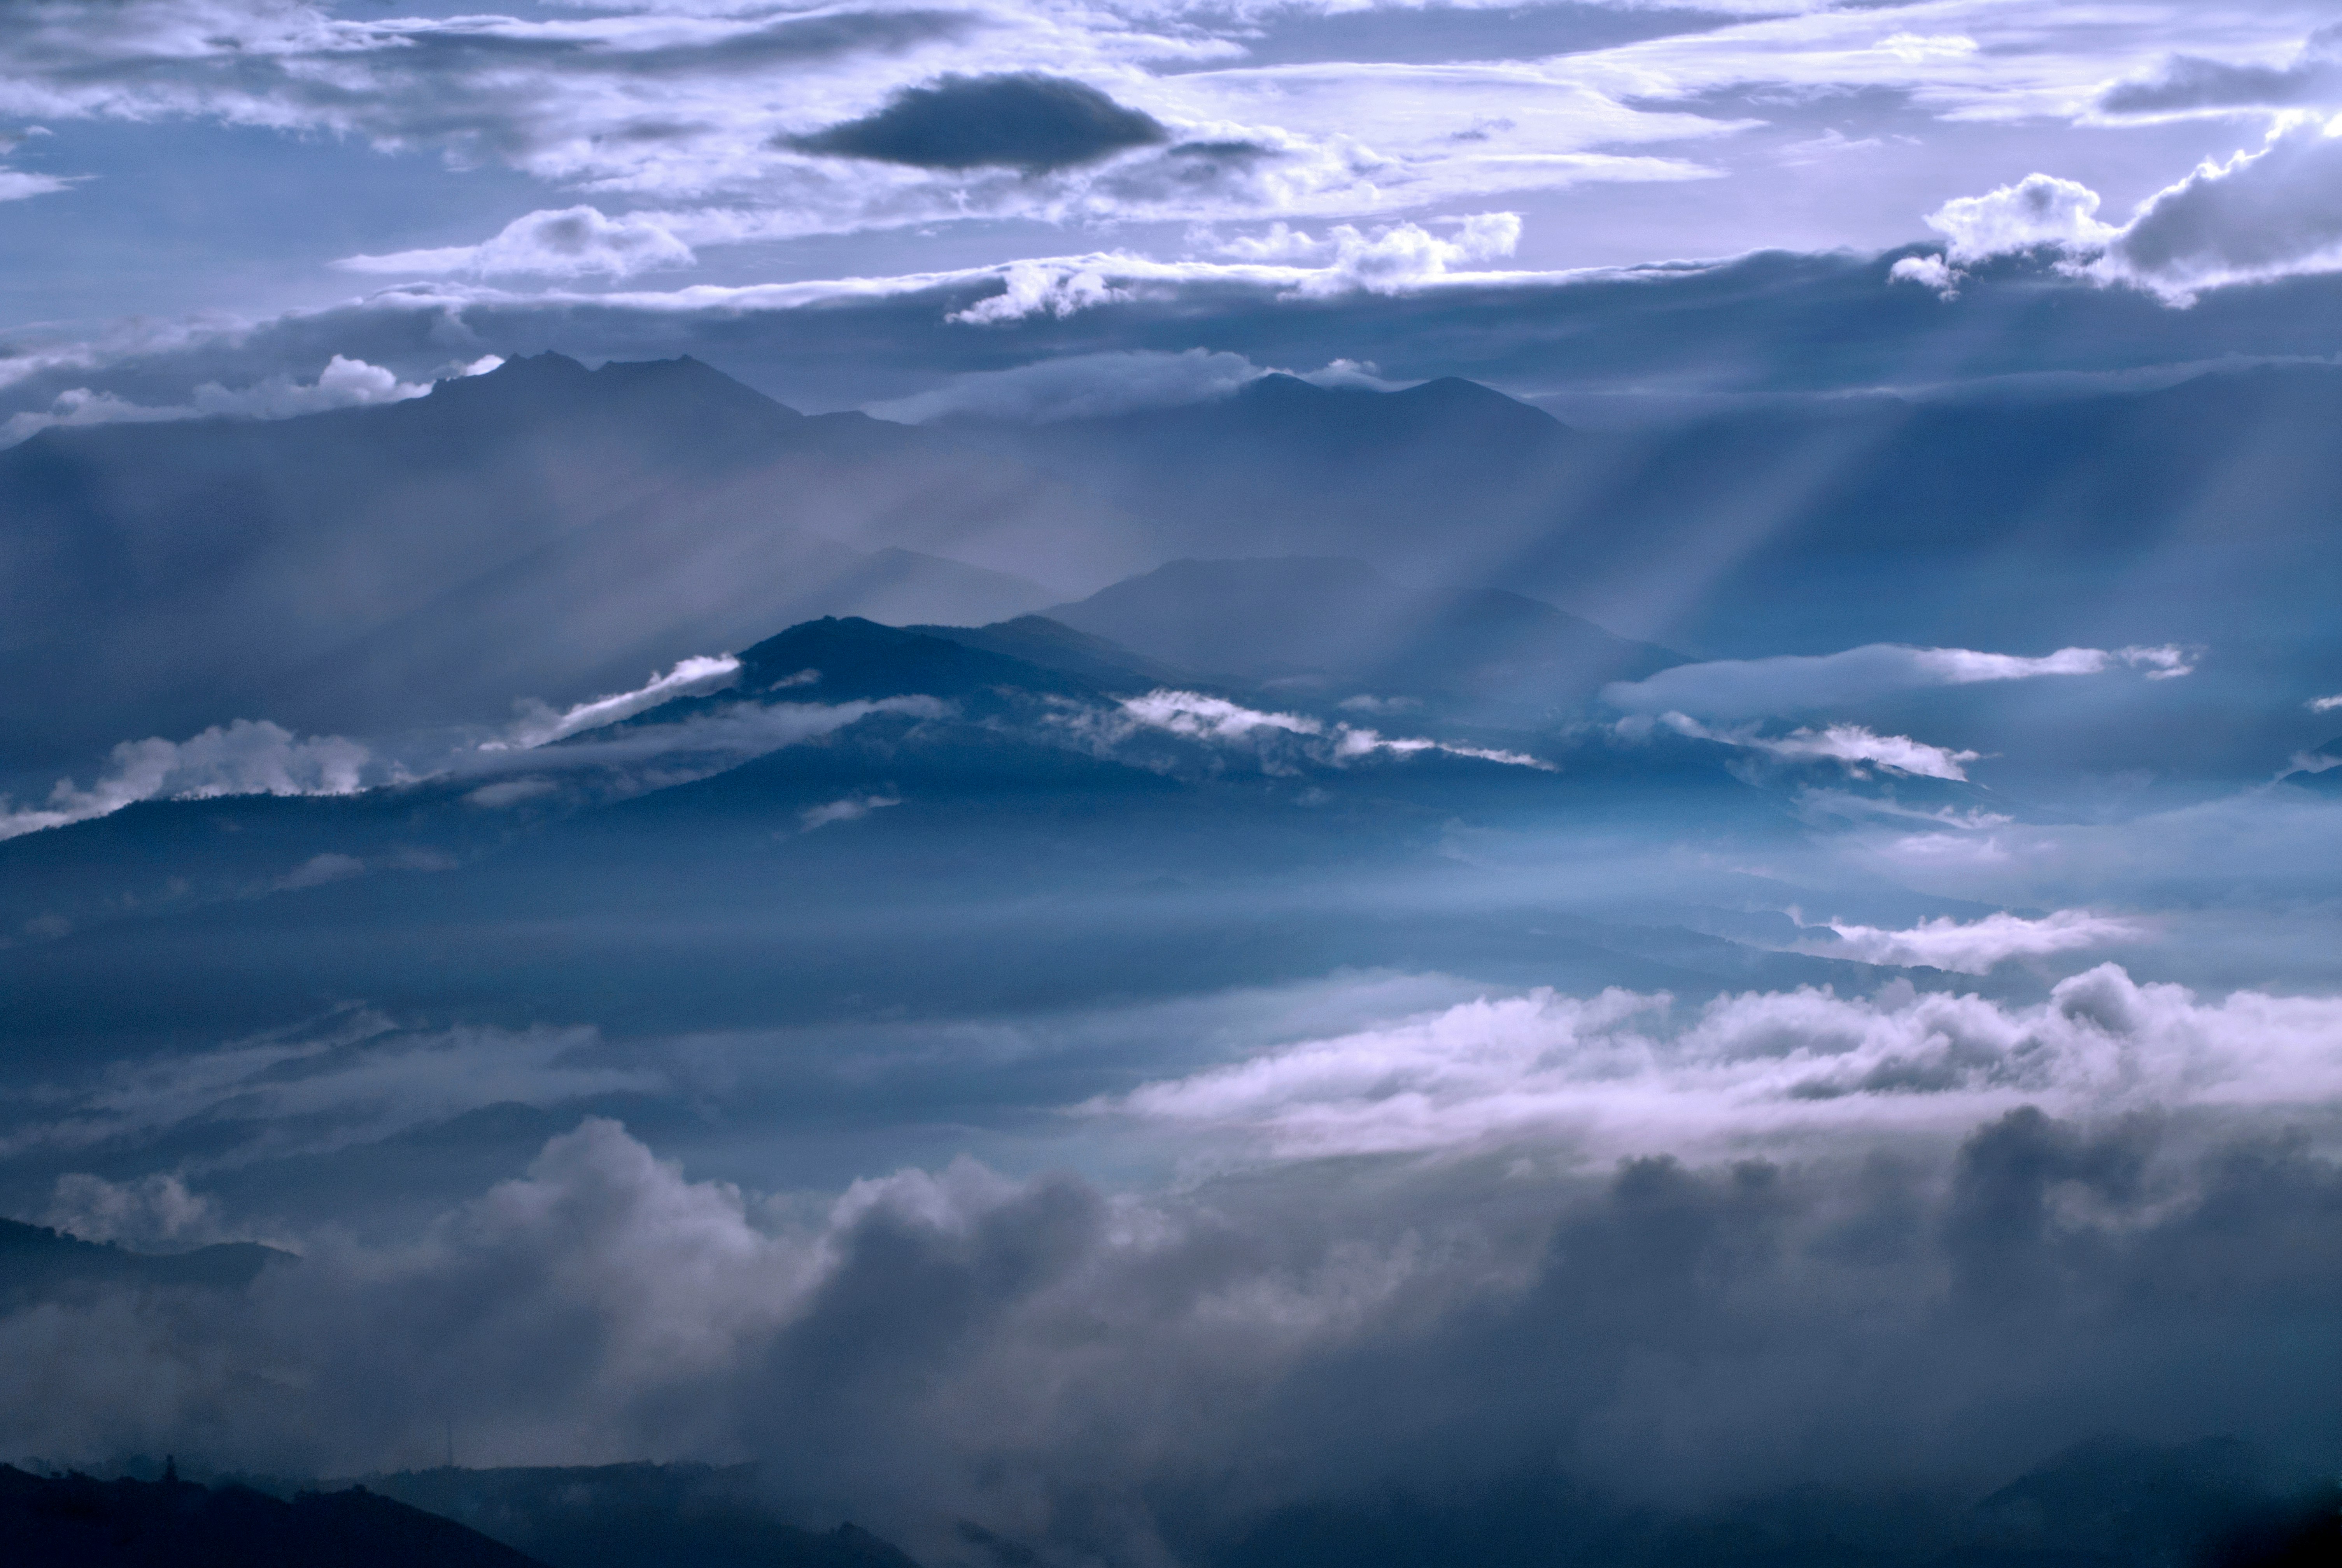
1648,713 -> 1980,781
1107,964 -> 2342,1163
948,259 -> 1133,325
1906,115 -> 2342,304
1887,253 -> 1958,293
487,654 -> 743,750
1602,642 -> 2177,720
799,793 -> 900,830
0,355 -> 469,446
0,168 -> 71,202
337,206 -> 698,280
1750,724 -> 1981,780
1121,690 -> 1322,742
1113,691 -> 1551,770
1929,173 -> 2116,263
1818,909 -> 2146,974
0,720 -> 380,841
1293,212 -> 1523,297
2311,694 -> 2342,712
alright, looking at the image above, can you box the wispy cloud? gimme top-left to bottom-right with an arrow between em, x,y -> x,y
1604,642 -> 2195,720
1816,909 -> 2146,974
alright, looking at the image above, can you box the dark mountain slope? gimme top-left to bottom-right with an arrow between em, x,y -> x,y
0,354 -> 1074,774
0,1218 -> 289,1308
0,1465 -> 547,1568
357,1463 -> 923,1568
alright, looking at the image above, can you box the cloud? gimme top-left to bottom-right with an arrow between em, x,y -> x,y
2312,694 -> 2342,713
1602,643 -> 2188,720
790,73 -> 1168,174
1817,910 -> 2147,974
799,793 -> 901,830
42,1172 -> 223,1250
0,720 -> 380,841
1121,690 -> 1323,742
1111,691 -> 1551,770
7,1100 -> 2339,1550
2100,26 -> 2342,115
337,207 -> 698,280
1645,713 -> 1980,781
1904,116 -> 2342,304
1929,174 -> 2118,264
0,168 -> 71,202
0,355 -> 466,446
487,654 -> 743,750
1108,963 -> 2342,1163
1298,212 -> 1524,297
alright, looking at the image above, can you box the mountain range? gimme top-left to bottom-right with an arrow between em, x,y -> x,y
9,352 -> 2342,783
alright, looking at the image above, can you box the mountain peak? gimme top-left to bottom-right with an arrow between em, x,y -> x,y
425,352 -> 801,424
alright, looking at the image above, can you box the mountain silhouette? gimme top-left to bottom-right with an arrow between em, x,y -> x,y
356,1463 -> 926,1568
0,1218 -> 290,1309
0,1465 -> 550,1568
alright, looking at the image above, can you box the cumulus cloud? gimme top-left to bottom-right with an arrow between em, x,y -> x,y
1602,642 -> 2188,720
1109,964 -> 2342,1162
2311,694 -> 2342,712
336,207 -> 698,280
1296,212 -> 1524,297
0,720 -> 379,841
1817,910 -> 2147,974
1903,115 -> 2342,303
790,73 -> 1168,173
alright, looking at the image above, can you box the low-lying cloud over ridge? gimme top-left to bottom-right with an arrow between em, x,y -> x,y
1605,643 -> 2195,719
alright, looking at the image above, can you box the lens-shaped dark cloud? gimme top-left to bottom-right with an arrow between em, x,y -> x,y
789,72 -> 1169,173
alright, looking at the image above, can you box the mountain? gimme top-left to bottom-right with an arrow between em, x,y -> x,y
354,1463 -> 925,1568
0,1218 -> 289,1309
0,1464 -> 549,1568
18,351 -> 2342,789
0,353 -> 1079,778
906,615 -> 1202,692
1039,557 -> 1681,718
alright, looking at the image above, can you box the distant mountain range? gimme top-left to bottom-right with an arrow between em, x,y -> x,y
10,351 -> 2342,778
0,1464 -> 549,1568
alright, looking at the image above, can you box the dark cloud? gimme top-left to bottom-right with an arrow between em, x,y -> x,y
788,73 -> 1169,173
2,1110 -> 2337,1562
2100,27 -> 2342,114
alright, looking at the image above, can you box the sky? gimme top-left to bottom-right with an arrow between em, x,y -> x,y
6,6 -> 2342,1564
15,1 -> 2342,421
